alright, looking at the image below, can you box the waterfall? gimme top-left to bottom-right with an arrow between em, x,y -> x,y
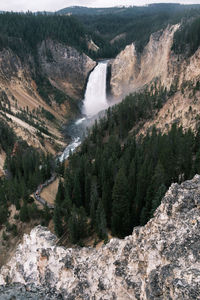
83,61 -> 108,117
59,61 -> 108,162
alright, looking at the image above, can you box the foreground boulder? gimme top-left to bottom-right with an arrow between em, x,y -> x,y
0,175 -> 200,299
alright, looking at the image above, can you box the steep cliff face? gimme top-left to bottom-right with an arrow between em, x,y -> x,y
1,175 -> 200,299
110,25 -> 180,99
38,40 -> 96,100
0,42 -> 95,154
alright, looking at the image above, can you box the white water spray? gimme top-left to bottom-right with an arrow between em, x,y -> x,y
59,61 -> 108,162
83,61 -> 108,117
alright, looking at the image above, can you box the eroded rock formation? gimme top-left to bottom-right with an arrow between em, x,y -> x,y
38,39 -> 96,99
110,25 -> 180,98
0,175 -> 200,299
0,41 -> 95,154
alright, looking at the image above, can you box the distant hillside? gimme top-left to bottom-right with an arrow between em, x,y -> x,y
57,4 -> 200,16
0,13 -> 89,57
56,6 -> 128,15
57,4 -> 200,57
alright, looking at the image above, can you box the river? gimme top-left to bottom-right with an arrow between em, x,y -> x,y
59,60 -> 109,162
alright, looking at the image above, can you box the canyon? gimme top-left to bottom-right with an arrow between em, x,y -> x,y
0,41 -> 95,159
1,10 -> 200,299
109,24 -> 200,135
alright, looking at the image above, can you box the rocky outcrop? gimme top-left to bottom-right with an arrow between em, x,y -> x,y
1,175 -> 200,299
109,43 -> 139,99
0,41 -> 96,154
110,25 -> 180,99
38,40 -> 96,99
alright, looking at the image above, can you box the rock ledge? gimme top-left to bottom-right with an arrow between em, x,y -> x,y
0,175 -> 200,299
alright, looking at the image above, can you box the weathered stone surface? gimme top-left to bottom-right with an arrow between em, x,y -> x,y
110,25 -> 180,99
1,175 -> 200,299
38,39 -> 96,99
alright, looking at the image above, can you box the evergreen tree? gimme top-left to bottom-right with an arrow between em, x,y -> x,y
96,200 -> 107,240
111,168 -> 131,237
90,180 -> 99,226
19,201 -> 29,222
72,172 -> 82,207
53,206 -> 63,237
68,206 -> 87,244
150,184 -> 167,217
55,180 -> 65,205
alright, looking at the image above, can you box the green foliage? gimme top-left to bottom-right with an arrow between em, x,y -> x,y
111,168 -> 131,237
0,13 -> 89,58
0,120 -> 15,153
68,206 -> 87,244
19,201 -> 29,222
0,128 -> 54,226
54,84 -> 200,239
41,108 -> 55,121
96,200 -> 107,240
76,3 -> 200,58
172,16 -> 200,57
0,205 -> 8,225
53,205 -> 63,237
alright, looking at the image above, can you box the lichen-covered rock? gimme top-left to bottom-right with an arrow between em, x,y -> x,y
1,175 -> 200,299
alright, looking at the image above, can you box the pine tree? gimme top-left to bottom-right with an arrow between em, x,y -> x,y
111,168 -> 131,237
55,180 -> 65,205
90,180 -> 98,227
19,201 -> 29,222
96,200 -> 107,240
68,206 -> 87,244
53,206 -> 63,237
43,203 -> 51,225
150,184 -> 167,217
72,172 -> 82,207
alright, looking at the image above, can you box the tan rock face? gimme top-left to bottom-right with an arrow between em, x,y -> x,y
0,42 -> 96,154
0,175 -> 200,299
38,39 -> 96,99
110,43 -> 139,98
110,25 -> 180,99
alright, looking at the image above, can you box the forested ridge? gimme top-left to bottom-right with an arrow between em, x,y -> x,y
172,16 -> 200,57
64,4 -> 200,57
0,120 -> 52,234
0,13 -> 90,58
53,85 -> 200,244
1,4 -> 200,62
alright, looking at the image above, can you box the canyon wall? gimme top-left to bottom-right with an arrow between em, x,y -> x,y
0,42 -> 95,154
38,40 -> 96,100
0,175 -> 200,299
110,25 -> 180,99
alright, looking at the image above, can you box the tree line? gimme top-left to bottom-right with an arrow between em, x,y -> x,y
172,16 -> 200,57
53,85 -> 200,244
0,120 -> 52,227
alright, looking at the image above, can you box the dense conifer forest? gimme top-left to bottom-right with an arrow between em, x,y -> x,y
1,4 -> 200,61
64,4 -> 200,57
53,87 -> 200,243
0,120 -> 52,229
172,16 -> 200,56
0,13 -> 90,57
